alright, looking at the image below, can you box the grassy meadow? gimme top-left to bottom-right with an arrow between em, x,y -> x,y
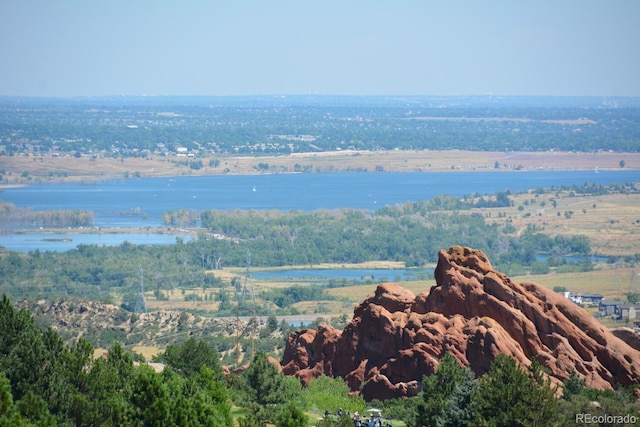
477,190 -> 640,256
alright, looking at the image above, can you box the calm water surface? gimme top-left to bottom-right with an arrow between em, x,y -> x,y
252,268 -> 433,283
0,232 -> 192,252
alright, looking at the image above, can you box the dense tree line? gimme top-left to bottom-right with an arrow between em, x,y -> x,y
0,202 -> 93,228
261,285 -> 335,309
199,205 -> 591,270
374,191 -> 513,216
162,209 -> 200,227
0,239 -> 224,299
200,208 -> 499,267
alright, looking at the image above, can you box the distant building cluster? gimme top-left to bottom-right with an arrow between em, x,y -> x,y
561,292 -> 604,306
598,300 -> 640,326
560,291 -> 640,328
2,96 -> 639,160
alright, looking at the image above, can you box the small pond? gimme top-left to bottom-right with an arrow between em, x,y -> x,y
251,268 -> 433,284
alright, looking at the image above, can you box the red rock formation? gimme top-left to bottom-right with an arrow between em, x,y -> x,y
280,246 -> 640,401
612,327 -> 640,352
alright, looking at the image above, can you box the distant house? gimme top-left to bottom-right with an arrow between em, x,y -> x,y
619,303 -> 640,321
581,293 -> 605,304
567,293 -> 582,304
599,300 -> 622,317
564,292 -> 603,306
597,300 -> 640,320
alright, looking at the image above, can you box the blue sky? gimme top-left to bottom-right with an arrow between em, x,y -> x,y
1,1 -> 639,97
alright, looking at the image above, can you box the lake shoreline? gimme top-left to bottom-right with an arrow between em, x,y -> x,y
0,226 -> 205,235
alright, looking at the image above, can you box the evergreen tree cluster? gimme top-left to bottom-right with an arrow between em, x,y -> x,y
0,293 -> 361,427
0,294 -> 233,426
389,353 -> 640,427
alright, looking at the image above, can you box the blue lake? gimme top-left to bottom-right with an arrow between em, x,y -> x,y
535,254 -> 610,263
252,268 -> 434,283
1,169 -> 639,252
0,232 -> 192,253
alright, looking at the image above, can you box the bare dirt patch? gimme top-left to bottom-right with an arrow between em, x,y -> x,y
131,345 -> 162,361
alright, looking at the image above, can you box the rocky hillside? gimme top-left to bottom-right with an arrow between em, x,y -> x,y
281,246 -> 640,401
16,298 -> 238,351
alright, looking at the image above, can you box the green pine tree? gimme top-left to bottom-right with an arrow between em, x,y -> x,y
416,352 -> 476,427
469,354 -> 560,427
275,402 -> 308,427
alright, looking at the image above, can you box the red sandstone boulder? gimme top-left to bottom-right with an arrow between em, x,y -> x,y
281,324 -> 341,385
280,246 -> 640,401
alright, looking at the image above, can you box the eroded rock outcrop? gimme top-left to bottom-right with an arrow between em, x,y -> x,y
280,246 -> 640,401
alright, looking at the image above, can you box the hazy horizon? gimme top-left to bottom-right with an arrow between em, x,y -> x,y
1,1 -> 639,98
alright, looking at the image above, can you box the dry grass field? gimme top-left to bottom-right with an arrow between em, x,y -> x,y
473,191 -> 640,256
511,268 -> 637,298
130,345 -> 162,361
1,150 -> 639,185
